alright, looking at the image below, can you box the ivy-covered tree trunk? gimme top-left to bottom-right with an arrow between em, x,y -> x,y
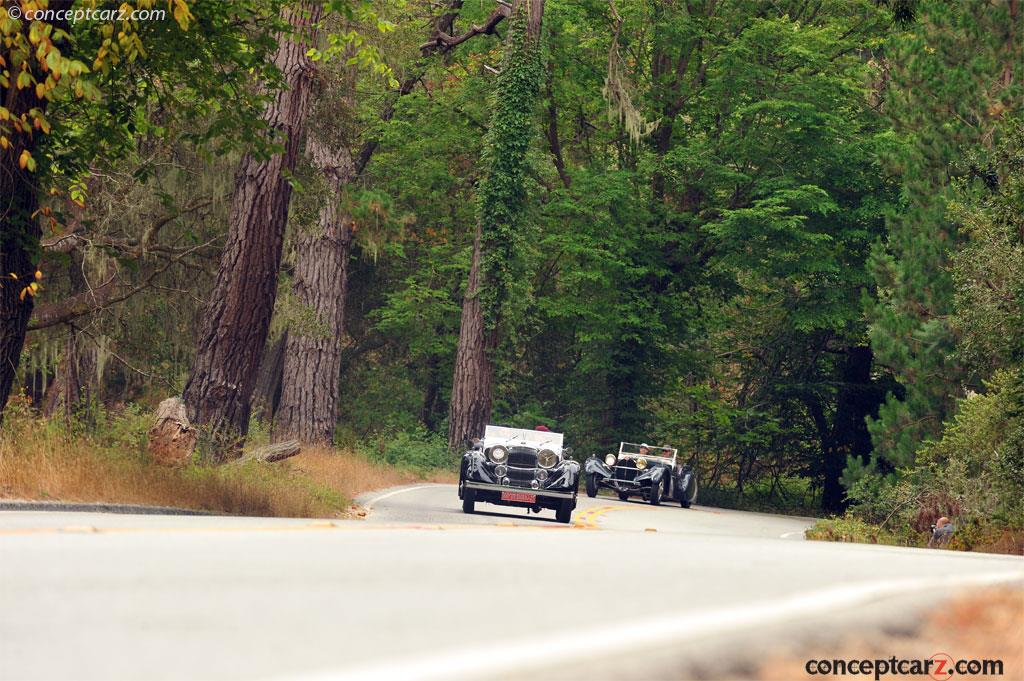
448,0 -> 545,450
275,120 -> 355,444
182,3 -> 321,456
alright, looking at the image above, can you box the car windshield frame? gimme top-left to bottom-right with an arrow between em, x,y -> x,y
617,441 -> 677,465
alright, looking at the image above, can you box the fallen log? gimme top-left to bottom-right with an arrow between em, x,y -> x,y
235,440 -> 301,464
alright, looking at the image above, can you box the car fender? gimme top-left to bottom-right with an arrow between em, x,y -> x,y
547,459 -> 581,490
677,469 -> 692,491
584,457 -> 612,478
463,450 -> 495,483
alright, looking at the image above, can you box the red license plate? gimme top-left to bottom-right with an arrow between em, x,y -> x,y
501,491 -> 537,503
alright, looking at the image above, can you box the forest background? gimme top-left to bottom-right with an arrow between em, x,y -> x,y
0,0 -> 1020,550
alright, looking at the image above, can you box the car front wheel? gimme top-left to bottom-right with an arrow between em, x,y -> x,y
585,473 -> 599,498
617,491 -> 629,501
556,499 -> 573,524
648,480 -> 662,506
462,487 -> 476,514
680,473 -> 697,508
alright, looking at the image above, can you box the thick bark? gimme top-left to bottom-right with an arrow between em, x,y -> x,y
251,330 -> 288,423
181,4 -> 321,456
235,439 -> 301,464
275,129 -> 355,443
448,226 -> 496,450
268,2 -> 480,443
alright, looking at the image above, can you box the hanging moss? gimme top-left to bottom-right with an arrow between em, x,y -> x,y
475,5 -> 544,332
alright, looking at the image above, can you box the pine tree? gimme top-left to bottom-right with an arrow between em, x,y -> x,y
857,0 -> 1020,476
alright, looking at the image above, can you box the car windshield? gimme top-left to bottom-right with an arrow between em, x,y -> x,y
618,442 -> 676,462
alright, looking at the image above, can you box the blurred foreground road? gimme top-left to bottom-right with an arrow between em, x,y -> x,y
1,485 -> 1021,681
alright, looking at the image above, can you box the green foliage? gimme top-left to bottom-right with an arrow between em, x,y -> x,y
863,0 -> 1021,473
476,4 -> 544,331
362,424 -> 453,472
845,370 -> 1024,544
949,122 -> 1024,377
807,514 -> 922,547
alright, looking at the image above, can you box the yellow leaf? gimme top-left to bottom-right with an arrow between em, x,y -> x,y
0,137 -> 8,150
35,82 -> 45,99
19,287 -> 27,301
35,270 -> 43,281
9,272 -> 18,280
18,150 -> 29,169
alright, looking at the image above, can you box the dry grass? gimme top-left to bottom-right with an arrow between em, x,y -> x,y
288,446 -> 454,505
0,409 -> 453,518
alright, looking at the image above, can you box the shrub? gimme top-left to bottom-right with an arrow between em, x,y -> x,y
843,370 -> 1024,546
363,424 -> 454,472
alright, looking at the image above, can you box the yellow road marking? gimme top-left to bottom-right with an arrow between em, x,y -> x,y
572,504 -> 630,529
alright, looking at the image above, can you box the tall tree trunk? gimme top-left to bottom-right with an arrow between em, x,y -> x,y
181,3 -> 321,456
448,227 -> 496,449
0,171 -> 39,423
275,122 -> 355,443
0,78 -> 44,424
267,3 -> 480,444
447,0 -> 546,451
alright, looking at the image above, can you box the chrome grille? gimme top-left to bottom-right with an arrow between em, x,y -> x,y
612,462 -> 638,483
496,448 -> 537,490
506,465 -> 535,487
507,448 -> 537,468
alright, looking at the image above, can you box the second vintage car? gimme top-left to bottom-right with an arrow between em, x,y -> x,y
459,425 -> 581,523
584,442 -> 697,507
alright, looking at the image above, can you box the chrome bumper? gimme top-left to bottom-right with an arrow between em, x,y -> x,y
464,481 -> 576,500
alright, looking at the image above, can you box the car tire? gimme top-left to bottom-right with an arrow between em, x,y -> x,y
680,472 -> 697,508
585,473 -> 599,498
649,480 -> 662,506
462,487 -> 476,514
556,499 -> 573,524
617,491 -> 629,501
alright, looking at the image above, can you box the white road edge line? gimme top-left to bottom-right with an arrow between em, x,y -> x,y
362,485 -> 444,510
288,570 -> 1023,681
780,530 -> 804,539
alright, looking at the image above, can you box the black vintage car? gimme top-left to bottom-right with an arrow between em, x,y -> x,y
459,426 -> 581,523
584,442 -> 697,507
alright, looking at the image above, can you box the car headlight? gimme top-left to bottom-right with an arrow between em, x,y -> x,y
538,449 -> 558,469
536,469 -> 549,482
636,457 -> 647,470
494,464 -> 507,478
604,453 -> 616,466
488,446 -> 508,464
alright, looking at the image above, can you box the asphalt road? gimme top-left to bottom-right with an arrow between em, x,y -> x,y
1,485 -> 1022,681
